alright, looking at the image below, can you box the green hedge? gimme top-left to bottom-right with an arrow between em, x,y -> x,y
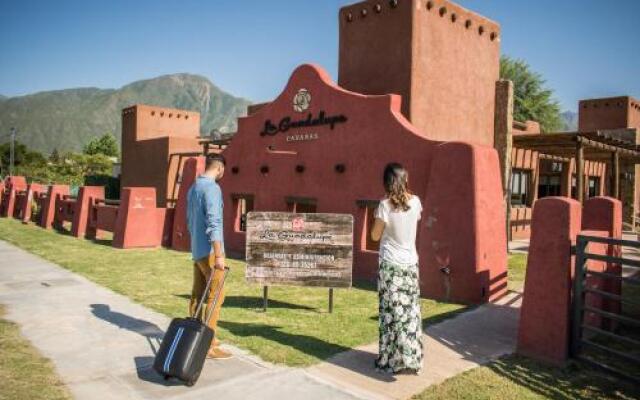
83,175 -> 120,199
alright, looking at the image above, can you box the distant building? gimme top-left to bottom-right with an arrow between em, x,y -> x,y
509,96 -> 640,238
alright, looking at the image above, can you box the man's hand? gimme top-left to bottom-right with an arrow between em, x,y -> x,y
212,240 -> 225,270
214,255 -> 225,271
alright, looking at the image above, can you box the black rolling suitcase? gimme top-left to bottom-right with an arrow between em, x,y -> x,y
153,266 -> 229,386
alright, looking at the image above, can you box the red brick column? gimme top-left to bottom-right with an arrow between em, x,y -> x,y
517,197 -> 582,366
71,186 -> 105,238
1,176 -> 27,218
578,230 -> 608,329
20,183 -> 45,223
171,157 -> 205,252
40,185 -> 70,229
582,196 -> 623,327
113,187 -> 170,249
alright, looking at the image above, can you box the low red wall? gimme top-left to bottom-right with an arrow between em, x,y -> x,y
113,187 -> 173,249
0,176 -> 27,218
39,185 -> 70,229
14,183 -> 46,223
517,196 -> 623,366
54,186 -> 105,238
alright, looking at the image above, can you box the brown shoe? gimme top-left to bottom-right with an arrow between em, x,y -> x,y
207,347 -> 233,360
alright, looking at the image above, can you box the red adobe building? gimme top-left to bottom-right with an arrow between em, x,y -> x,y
218,63 -> 507,304
118,0 -> 510,304
509,96 -> 640,239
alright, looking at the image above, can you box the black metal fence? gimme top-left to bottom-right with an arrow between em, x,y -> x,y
572,234 -> 640,383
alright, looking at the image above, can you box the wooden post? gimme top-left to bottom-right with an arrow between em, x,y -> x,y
576,140 -> 585,204
263,286 -> 268,312
328,288 -> 334,313
611,151 -> 620,199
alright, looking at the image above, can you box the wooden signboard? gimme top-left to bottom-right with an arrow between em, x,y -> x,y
245,212 -> 353,288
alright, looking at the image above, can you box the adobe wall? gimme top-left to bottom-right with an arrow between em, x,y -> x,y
578,96 -> 638,132
339,0 -> 500,146
120,104 -> 202,206
578,96 -> 640,227
517,196 -> 622,366
218,64 -> 507,304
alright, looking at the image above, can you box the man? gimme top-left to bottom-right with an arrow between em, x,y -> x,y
186,153 -> 232,360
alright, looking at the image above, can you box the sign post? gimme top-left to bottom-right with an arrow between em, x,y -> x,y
246,212 -> 353,312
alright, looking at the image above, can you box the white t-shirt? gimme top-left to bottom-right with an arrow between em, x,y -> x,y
375,195 -> 422,265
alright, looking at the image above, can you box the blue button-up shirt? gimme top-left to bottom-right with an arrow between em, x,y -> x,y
186,176 -> 224,261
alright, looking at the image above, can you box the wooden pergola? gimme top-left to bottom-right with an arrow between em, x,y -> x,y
513,129 -> 640,203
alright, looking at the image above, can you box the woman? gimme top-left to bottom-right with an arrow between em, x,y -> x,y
371,162 -> 423,374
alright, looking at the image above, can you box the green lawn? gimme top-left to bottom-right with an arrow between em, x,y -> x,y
6,218 -> 635,399
507,253 -> 527,290
0,218 -> 465,367
0,305 -> 72,400
415,252 -> 640,400
414,355 -> 640,400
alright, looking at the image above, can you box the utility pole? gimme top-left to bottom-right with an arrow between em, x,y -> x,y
9,127 -> 16,176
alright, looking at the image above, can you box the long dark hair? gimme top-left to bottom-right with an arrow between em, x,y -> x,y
383,162 -> 412,211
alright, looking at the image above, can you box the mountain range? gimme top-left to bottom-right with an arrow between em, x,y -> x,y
0,74 -> 580,155
0,74 -> 251,154
561,110 -> 578,131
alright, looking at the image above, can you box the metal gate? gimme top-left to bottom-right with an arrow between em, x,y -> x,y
571,234 -> 640,382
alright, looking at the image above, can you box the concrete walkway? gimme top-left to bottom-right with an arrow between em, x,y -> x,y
0,241 -> 367,400
306,292 -> 521,400
0,240 -> 522,400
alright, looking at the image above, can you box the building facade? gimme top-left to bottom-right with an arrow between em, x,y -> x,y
120,104 -> 202,207
509,96 -> 640,239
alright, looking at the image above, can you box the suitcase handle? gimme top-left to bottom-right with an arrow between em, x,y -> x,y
193,266 -> 230,324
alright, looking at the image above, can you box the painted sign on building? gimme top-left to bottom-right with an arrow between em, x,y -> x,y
245,212 -> 353,288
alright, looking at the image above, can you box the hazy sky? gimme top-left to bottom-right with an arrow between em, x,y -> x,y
1,0 -> 638,111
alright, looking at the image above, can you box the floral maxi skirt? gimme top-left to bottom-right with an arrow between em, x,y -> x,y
375,260 -> 423,373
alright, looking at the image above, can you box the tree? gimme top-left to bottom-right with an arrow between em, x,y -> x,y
500,56 -> 563,132
0,141 -> 47,176
49,148 -> 61,163
83,133 -> 120,159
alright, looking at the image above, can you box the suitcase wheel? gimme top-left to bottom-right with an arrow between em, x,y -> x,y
163,375 -> 170,381
186,379 -> 195,387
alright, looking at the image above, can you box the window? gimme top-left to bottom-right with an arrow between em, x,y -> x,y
588,177 -> 600,198
286,196 -> 317,213
232,194 -> 254,232
365,205 -> 380,252
357,200 -> 380,252
538,174 -> 561,198
510,169 -> 532,206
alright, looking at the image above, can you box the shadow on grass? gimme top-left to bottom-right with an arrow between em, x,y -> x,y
172,294 -> 319,311
352,279 -> 377,292
50,226 -> 114,247
487,355 -> 640,400
218,320 -> 351,363
91,238 -> 114,247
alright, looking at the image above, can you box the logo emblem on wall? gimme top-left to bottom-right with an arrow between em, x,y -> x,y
292,217 -> 305,232
293,89 -> 311,113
